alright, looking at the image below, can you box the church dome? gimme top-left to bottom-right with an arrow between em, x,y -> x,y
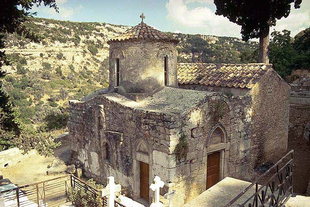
107,16 -> 179,44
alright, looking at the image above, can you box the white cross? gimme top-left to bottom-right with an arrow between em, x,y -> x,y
102,176 -> 121,207
150,176 -> 164,207
0,196 -> 5,207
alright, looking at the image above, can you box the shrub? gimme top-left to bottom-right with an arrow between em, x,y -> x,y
69,64 -> 75,71
44,111 -> 68,131
174,132 -> 189,163
87,45 -> 98,56
41,71 -> 51,80
49,101 -> 58,107
16,64 -> 27,74
68,179 -> 103,207
55,66 -> 63,76
19,57 -> 27,65
56,53 -> 64,60
42,62 -> 52,70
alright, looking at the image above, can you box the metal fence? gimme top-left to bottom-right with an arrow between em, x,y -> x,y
70,175 -> 126,207
225,150 -> 294,207
0,175 -> 69,207
0,174 -> 131,207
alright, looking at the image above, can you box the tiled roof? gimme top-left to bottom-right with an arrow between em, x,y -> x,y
107,22 -> 179,44
177,63 -> 272,89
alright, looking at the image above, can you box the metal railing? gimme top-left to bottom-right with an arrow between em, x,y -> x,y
0,174 -> 129,207
225,150 -> 294,207
0,175 -> 69,207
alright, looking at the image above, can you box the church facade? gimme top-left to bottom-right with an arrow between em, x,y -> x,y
67,19 -> 290,206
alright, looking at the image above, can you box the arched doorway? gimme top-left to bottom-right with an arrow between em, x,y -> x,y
136,140 -> 150,202
206,126 -> 226,189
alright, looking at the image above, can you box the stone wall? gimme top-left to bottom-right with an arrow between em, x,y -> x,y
109,40 -> 178,94
250,69 -> 290,165
166,94 -> 255,206
288,104 -> 310,194
68,94 -> 179,200
68,91 -> 256,206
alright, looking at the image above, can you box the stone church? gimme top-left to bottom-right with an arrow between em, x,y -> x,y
68,18 -> 290,206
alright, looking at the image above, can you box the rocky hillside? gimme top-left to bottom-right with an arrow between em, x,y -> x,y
1,17 -> 257,131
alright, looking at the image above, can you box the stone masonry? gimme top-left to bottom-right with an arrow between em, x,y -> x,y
68,19 -> 290,206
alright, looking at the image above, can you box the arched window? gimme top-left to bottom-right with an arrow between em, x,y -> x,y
164,55 -> 168,86
208,126 -> 225,146
115,58 -> 120,86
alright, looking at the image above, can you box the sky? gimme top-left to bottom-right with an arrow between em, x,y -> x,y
32,0 -> 310,38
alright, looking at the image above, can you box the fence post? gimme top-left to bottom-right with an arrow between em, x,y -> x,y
102,176 -> 121,207
16,188 -> 20,207
36,184 -> 40,205
150,176 -> 164,207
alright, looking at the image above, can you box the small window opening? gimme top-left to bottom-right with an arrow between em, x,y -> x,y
164,56 -> 168,86
115,58 -> 120,86
105,143 -> 110,162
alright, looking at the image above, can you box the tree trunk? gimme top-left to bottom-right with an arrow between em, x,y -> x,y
259,27 -> 270,64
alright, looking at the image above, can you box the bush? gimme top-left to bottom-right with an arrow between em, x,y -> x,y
68,179 -> 103,207
49,101 -> 58,107
41,71 -> 51,80
87,45 -> 98,56
56,53 -> 64,60
44,111 -> 68,131
13,129 -> 60,156
69,64 -> 75,71
42,62 -> 52,70
55,66 -> 63,76
16,64 -> 27,74
19,57 -> 27,65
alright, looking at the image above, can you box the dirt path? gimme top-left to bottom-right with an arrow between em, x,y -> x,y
0,148 -> 67,186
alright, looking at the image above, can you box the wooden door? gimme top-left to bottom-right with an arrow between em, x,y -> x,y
140,161 -> 149,201
206,151 -> 221,189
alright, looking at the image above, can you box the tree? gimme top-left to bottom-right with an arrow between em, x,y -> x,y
183,35 -> 209,62
293,27 -> 310,69
269,30 -> 298,77
0,0 -> 57,151
268,28 -> 310,79
214,0 -> 302,63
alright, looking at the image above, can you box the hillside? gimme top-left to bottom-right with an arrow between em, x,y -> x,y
1,17 -> 258,133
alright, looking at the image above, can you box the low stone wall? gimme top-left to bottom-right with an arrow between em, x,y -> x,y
288,103 -> 310,194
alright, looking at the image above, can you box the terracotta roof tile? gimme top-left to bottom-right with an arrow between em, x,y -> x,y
108,22 -> 179,44
177,63 -> 272,89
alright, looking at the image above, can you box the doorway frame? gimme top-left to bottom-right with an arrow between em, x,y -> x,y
133,139 -> 153,203
203,125 -> 230,189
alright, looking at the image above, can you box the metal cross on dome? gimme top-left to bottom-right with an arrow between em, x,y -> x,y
140,13 -> 145,22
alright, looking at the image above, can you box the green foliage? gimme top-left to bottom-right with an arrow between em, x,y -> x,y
55,66 -> 63,76
68,179 -> 103,207
178,34 -> 257,63
240,48 -> 258,63
0,0 -> 57,153
293,27 -> 310,69
44,111 -> 68,131
174,131 -> 189,163
209,99 -> 229,124
13,128 -> 60,156
87,45 -> 98,56
213,0 -> 302,41
16,64 -> 28,74
269,30 -> 297,77
42,62 -> 52,70
41,71 -> 51,80
269,29 -> 310,78
56,52 -> 64,60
